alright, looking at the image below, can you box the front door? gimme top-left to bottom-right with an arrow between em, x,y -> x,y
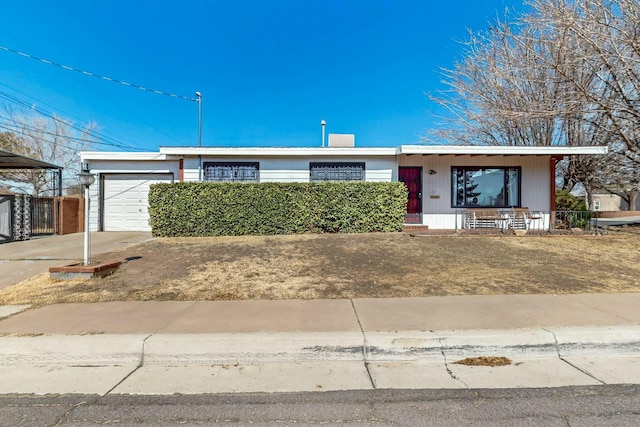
399,167 -> 422,222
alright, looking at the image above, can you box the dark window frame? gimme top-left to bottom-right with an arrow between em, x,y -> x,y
203,162 -> 259,183
309,162 -> 366,182
450,166 -> 521,208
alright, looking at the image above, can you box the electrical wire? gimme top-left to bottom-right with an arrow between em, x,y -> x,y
0,82 -> 145,151
0,121 -> 123,152
0,44 -> 198,102
0,91 -> 148,152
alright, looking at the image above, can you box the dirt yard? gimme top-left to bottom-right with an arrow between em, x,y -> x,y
1,228 -> 639,306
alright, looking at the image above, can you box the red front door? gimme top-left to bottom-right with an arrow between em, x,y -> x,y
399,167 -> 422,214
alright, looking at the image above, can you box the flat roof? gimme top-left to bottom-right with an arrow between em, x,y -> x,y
0,149 -> 62,169
80,145 -> 608,160
158,146 -> 397,156
398,145 -> 608,156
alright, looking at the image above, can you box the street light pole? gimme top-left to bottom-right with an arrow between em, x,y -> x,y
196,91 -> 202,147
78,167 -> 95,266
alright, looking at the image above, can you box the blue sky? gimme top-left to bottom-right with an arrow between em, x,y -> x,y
0,1 -> 525,151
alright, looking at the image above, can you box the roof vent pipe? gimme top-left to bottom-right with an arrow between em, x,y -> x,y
321,120 -> 326,148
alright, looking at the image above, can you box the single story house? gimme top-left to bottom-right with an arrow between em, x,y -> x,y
80,145 -> 607,232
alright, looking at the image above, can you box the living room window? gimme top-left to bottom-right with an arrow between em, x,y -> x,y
451,167 -> 520,208
203,162 -> 259,182
309,162 -> 365,182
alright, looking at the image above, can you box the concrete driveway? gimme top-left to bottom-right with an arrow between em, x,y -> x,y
595,215 -> 640,227
0,232 -> 152,289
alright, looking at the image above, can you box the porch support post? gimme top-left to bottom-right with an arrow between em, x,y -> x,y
56,168 -> 63,234
549,156 -> 562,211
57,168 -> 63,196
179,159 -> 184,182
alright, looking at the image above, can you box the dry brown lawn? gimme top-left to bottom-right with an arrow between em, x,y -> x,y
1,228 -> 639,306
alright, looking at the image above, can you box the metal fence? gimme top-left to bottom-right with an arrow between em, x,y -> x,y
553,210 -> 594,231
0,195 -> 57,243
30,197 -> 55,235
0,195 -> 12,243
457,208 -> 596,233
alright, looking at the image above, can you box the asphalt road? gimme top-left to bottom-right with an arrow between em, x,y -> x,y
1,385 -> 639,426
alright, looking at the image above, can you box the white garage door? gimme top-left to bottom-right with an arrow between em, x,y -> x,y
103,174 -> 173,232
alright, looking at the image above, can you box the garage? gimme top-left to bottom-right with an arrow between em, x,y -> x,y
101,173 -> 173,231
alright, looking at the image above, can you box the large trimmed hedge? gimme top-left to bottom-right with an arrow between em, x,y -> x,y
148,181 -> 408,236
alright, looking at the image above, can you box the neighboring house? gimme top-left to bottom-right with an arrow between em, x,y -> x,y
80,145 -> 606,232
570,189 -> 640,228
592,191 -> 623,212
578,190 -> 640,212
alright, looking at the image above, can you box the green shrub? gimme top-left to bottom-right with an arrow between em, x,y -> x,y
148,181 -> 408,237
555,189 -> 587,211
555,189 -> 591,229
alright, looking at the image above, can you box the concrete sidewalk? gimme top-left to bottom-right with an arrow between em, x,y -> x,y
0,231 -> 152,289
1,294 -> 640,394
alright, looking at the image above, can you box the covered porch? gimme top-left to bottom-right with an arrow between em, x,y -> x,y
396,145 -> 607,231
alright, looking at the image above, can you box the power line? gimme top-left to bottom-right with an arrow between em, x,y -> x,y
0,121 -> 124,152
0,44 -> 198,102
0,82 -> 146,150
0,91 -> 147,152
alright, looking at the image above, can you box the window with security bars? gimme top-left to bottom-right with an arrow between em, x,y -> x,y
203,162 -> 259,182
309,162 -> 365,182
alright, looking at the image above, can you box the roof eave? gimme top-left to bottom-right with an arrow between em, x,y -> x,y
397,145 -> 608,156
159,146 -> 398,156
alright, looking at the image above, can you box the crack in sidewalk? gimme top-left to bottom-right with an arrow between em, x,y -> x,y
350,299 -> 376,390
154,301 -> 199,333
438,338 -> 469,388
103,333 -> 153,395
543,328 -> 606,385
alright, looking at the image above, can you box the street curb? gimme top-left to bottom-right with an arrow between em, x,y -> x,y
366,329 -> 560,361
1,326 -> 639,367
552,326 -> 640,356
0,334 -> 146,366
143,332 -> 365,365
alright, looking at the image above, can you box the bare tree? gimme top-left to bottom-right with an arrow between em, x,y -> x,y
0,107 -> 95,195
427,0 -> 639,208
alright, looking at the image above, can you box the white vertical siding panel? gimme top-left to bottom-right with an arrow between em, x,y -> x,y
182,157 -> 201,182
259,159 -> 310,182
520,156 -> 550,211
364,158 -> 395,182
88,183 -> 99,232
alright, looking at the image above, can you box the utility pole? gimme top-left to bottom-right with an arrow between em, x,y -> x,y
196,91 -> 202,147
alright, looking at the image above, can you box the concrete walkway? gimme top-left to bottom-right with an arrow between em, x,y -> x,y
0,231 -> 152,289
1,293 -> 639,395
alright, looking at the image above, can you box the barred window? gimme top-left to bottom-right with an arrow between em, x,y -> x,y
309,162 -> 365,182
203,162 -> 259,182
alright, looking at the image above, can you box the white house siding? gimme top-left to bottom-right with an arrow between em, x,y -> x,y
183,156 -> 396,183
397,154 -> 551,228
84,159 -> 179,232
80,146 -> 608,231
